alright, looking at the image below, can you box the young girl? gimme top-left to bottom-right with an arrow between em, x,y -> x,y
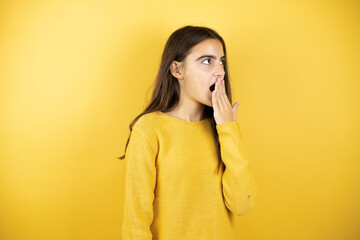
119,25 -> 258,240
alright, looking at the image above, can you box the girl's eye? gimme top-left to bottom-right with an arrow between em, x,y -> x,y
202,58 -> 226,65
202,59 -> 211,64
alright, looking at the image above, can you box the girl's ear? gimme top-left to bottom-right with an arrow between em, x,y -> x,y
170,61 -> 184,80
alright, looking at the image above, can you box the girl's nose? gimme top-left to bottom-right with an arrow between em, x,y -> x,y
214,62 -> 225,77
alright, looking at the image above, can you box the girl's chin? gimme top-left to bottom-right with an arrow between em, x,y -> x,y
204,99 -> 213,107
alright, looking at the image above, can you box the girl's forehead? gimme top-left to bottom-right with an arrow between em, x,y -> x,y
190,39 -> 224,56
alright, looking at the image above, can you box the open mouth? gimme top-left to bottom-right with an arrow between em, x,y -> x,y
209,83 -> 215,92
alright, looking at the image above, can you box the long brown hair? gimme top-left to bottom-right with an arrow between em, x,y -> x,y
118,25 -> 233,174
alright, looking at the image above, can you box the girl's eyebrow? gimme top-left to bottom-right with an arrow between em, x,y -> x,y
195,55 -> 226,61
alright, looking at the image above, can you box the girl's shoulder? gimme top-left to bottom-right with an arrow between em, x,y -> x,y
132,111 -> 161,150
133,111 -> 162,133
141,110 -> 162,121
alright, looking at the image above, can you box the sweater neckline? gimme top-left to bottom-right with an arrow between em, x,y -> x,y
157,111 -> 210,125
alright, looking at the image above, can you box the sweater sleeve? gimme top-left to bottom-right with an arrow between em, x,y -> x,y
121,126 -> 157,239
216,121 -> 258,216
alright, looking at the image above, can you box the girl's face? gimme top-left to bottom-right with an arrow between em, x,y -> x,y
171,38 -> 226,108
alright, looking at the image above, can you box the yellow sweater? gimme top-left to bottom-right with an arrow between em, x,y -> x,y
121,111 -> 258,240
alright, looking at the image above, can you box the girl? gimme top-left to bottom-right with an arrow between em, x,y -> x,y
119,25 -> 258,240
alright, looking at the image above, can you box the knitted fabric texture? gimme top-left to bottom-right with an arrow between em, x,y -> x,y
121,111 -> 258,240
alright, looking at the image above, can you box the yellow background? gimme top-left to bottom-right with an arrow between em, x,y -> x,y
1,0 -> 359,239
